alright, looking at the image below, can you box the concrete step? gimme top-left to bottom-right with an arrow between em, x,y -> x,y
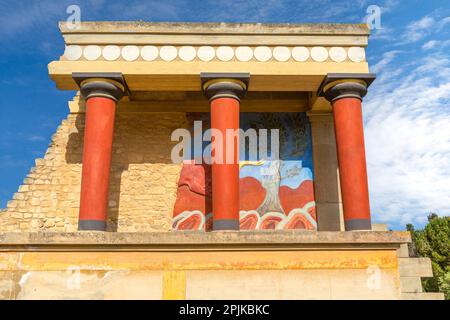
398,257 -> 433,277
401,292 -> 445,300
400,277 -> 423,293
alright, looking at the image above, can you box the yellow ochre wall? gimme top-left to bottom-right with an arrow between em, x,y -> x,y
0,249 -> 402,300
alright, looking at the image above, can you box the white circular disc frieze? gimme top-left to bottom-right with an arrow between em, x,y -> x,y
197,46 -> 215,61
160,46 -> 178,61
254,46 -> 272,62
292,47 -> 309,62
141,46 -> 159,61
102,45 -> 121,61
64,45 -> 82,61
348,47 -> 365,62
216,46 -> 234,61
121,45 -> 140,61
273,46 -> 291,62
329,47 -> 347,62
178,46 -> 197,62
311,47 -> 328,62
83,45 -> 101,61
235,46 -> 253,62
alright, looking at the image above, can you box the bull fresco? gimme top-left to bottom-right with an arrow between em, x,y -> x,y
172,112 -> 316,231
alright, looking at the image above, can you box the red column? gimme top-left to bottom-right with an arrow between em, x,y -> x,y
73,74 -> 125,231
201,73 -> 249,231
78,97 -> 117,231
210,97 -> 240,230
319,76 -> 375,231
332,97 -> 371,230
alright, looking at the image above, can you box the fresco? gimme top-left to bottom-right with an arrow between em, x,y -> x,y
172,112 -> 316,231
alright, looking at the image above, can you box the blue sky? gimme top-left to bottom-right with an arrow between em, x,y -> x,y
0,0 -> 449,230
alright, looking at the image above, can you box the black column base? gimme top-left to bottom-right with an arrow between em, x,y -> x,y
78,220 -> 107,231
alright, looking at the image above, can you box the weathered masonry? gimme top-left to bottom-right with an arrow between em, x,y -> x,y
0,22 -> 442,300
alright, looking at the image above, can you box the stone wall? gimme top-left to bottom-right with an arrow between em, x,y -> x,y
0,231 -> 418,300
0,112 -> 187,232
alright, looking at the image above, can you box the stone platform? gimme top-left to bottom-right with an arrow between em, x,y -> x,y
0,231 -> 442,300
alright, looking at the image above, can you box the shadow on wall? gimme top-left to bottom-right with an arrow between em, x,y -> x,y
66,112 -> 188,232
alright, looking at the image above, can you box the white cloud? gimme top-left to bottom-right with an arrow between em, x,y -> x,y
364,52 -> 450,228
402,15 -> 435,43
400,14 -> 450,44
0,155 -> 28,168
422,39 -> 450,51
422,40 -> 439,50
380,0 -> 399,13
370,26 -> 395,41
27,135 -> 46,142
370,50 -> 401,73
438,16 -> 450,29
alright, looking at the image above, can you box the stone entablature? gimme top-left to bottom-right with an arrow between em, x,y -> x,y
49,22 -> 370,93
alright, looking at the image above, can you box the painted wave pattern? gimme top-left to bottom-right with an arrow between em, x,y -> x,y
173,201 -> 316,231
239,201 -> 317,230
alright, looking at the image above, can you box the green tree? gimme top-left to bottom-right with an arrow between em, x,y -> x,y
407,214 -> 450,299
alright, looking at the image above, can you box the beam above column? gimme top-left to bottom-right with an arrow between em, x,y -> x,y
50,61 -> 369,92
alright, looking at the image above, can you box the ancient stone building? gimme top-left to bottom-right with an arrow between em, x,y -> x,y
0,22 -> 442,300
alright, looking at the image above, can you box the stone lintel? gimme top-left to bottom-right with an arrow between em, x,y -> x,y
49,61 -> 370,93
59,21 -> 371,36
0,231 -> 411,252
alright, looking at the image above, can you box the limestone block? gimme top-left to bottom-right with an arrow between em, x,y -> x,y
0,271 -> 15,300
18,185 -> 29,193
397,243 -> 410,258
400,277 -> 423,293
6,201 -> 17,209
186,269 -> 400,300
13,193 -> 24,200
398,257 -> 433,277
19,223 -> 29,230
15,270 -> 163,300
44,220 -> 55,228
11,212 -> 23,219
400,292 -> 445,300
371,224 -> 388,231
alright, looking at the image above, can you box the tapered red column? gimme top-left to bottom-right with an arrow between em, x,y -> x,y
201,73 -> 249,231
73,73 -> 126,231
319,74 -> 376,231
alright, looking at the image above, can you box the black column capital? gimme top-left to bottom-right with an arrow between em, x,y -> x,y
317,73 -> 376,102
201,72 -> 250,101
73,72 -> 127,102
